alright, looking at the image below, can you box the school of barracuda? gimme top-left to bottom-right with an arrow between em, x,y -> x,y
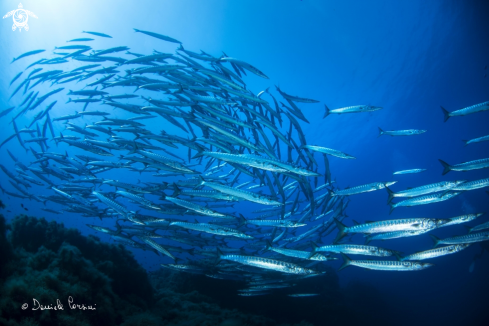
1,29 -> 489,297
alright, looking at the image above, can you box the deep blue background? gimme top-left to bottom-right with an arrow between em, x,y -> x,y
1,1 -> 489,325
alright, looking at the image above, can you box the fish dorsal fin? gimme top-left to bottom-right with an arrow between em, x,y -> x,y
365,220 -> 374,223
407,187 -> 413,189
352,220 -> 360,225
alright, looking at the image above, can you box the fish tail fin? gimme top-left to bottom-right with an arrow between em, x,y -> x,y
438,159 -> 451,175
333,218 -> 347,244
388,202 -> 395,215
338,253 -> 352,271
364,236 -> 371,245
215,247 -> 223,265
115,219 -> 122,234
429,234 -> 441,248
192,150 -> 204,159
238,213 -> 246,227
462,140 -> 469,147
323,104 -> 330,119
265,240 -> 273,251
440,106 -> 450,122
464,225 -> 473,233
386,186 -> 395,204
171,183 -> 181,197
310,241 -> 319,252
393,252 -> 403,261
377,127 -> 384,138
197,175 -> 205,187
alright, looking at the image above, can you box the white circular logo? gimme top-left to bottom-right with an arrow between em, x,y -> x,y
3,3 -> 38,32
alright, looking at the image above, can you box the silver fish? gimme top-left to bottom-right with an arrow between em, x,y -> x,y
339,253 -> 433,271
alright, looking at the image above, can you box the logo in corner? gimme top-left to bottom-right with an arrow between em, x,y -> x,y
3,3 -> 37,32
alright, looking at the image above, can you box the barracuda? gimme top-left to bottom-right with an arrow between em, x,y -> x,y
441,101 -> 489,122
332,181 -> 397,196
92,191 -> 131,218
217,250 -> 318,275
438,213 -> 485,228
365,229 -> 432,244
243,217 -> 305,228
333,218 -> 442,243
439,158 -> 489,175
339,253 -> 433,271
389,192 -> 461,214
385,180 -> 465,203
172,184 -> 240,201
199,177 -> 283,206
393,169 -> 427,175
401,244 -> 470,261
463,134 -> 489,146
266,241 -> 334,261
314,243 -> 396,257
164,196 -> 234,219
430,232 -> 489,247
377,128 -> 426,137
323,104 -> 382,118
170,221 -> 253,239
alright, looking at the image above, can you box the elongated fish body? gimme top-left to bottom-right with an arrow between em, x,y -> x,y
218,251 -> 317,275
401,244 -> 470,261
439,158 -> 489,175
139,236 -> 175,260
469,221 -> 489,233
386,180 -> 465,203
389,192 -> 461,213
378,128 -> 426,137
451,178 -> 489,191
201,179 -> 283,206
82,31 -> 112,38
133,28 -> 181,44
314,244 -> 395,257
323,104 -> 382,118
333,181 -> 397,196
198,151 -> 287,173
393,169 -> 427,175
339,253 -> 433,271
92,191 -> 130,217
240,154 -> 320,177
165,196 -> 232,219
219,57 -> 269,79
438,213 -> 484,228
288,294 -> 320,297
116,191 -> 157,208
431,232 -> 489,247
463,135 -> 489,146
333,218 -> 441,243
245,219 -> 305,228
441,101 -> 489,122
11,49 -> 46,63
365,229 -> 431,244
275,86 -> 319,103
302,145 -> 355,159
175,188 -> 240,201
170,222 -> 253,239
268,246 -> 332,261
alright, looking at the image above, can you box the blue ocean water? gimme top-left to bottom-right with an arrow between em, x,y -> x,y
1,1 -> 488,325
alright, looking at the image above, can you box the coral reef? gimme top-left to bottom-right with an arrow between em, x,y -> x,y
0,215 -> 153,326
0,215 -> 315,326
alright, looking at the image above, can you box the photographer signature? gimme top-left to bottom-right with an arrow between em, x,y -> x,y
22,296 -> 96,311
